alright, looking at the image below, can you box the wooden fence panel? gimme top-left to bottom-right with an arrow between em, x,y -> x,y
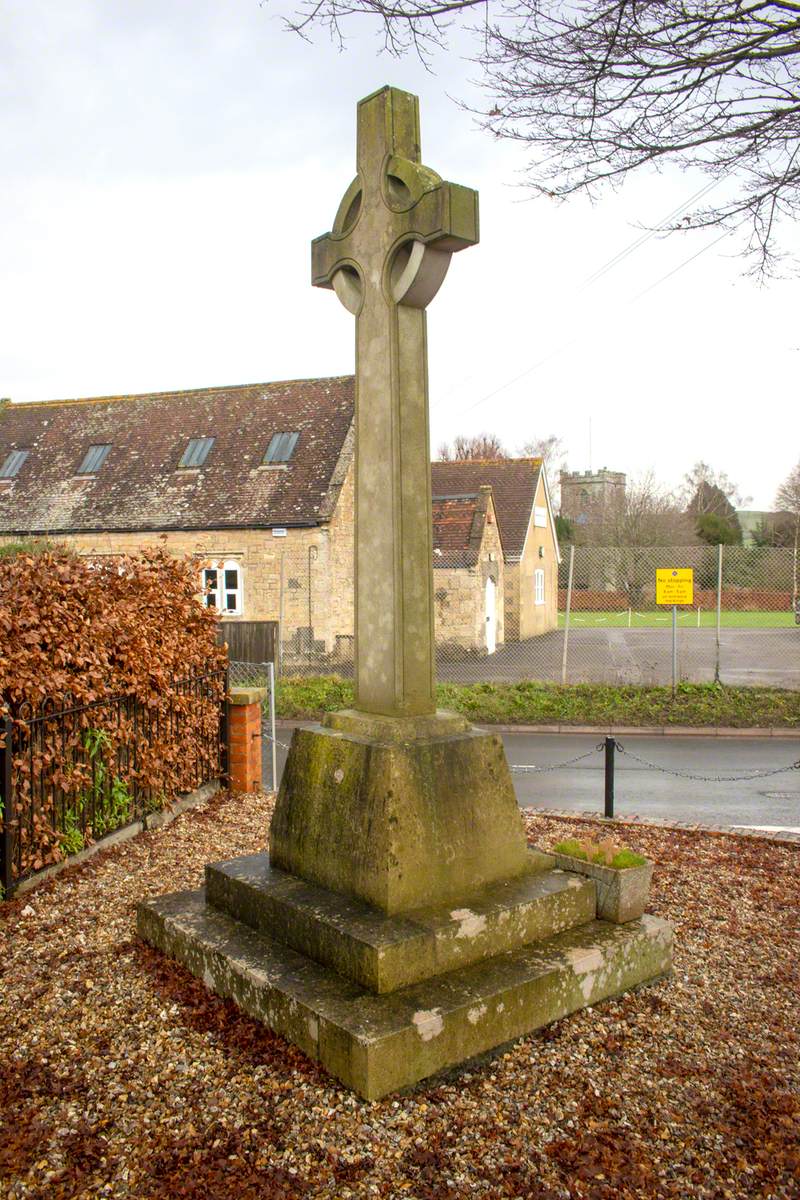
218,621 -> 277,663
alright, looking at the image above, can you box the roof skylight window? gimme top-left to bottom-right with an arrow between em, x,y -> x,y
179,437 -> 215,468
0,448 -> 29,479
263,431 -> 299,464
77,444 -> 111,475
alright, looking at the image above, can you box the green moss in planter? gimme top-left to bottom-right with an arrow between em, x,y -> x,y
549,839 -> 654,922
609,848 -> 648,869
552,838 -> 647,870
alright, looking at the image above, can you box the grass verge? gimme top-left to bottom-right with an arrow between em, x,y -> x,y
557,609 -> 795,628
275,676 -> 800,728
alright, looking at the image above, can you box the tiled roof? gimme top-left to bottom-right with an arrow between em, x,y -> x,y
431,489 -> 492,568
430,458 -> 542,560
0,378 -> 354,534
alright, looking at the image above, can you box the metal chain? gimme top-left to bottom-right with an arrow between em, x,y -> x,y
245,686 -> 800,784
613,740 -> 800,783
510,748 -> 600,774
261,725 -> 293,753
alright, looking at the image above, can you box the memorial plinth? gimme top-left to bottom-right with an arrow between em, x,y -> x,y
138,86 -> 672,1099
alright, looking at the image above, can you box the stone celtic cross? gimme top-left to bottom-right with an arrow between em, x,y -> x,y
312,86 -> 479,717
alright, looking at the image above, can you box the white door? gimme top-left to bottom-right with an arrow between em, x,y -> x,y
485,576 -> 497,655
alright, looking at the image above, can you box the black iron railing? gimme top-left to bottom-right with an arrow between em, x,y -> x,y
0,667 -> 228,896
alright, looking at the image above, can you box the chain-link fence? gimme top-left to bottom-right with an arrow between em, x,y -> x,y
553,544 -> 798,690
238,544 -> 798,690
228,660 -> 281,791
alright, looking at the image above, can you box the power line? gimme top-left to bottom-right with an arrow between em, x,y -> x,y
579,177 -> 722,290
631,227 -> 732,302
458,226 -> 736,416
433,176 -> 726,418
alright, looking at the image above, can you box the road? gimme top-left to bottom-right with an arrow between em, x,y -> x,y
498,732 -> 800,831
265,727 -> 800,832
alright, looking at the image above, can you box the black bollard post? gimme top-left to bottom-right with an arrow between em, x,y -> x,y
604,736 -> 615,819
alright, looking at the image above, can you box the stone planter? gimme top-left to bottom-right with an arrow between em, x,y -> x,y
549,852 -> 653,924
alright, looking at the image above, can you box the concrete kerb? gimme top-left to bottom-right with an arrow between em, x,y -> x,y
467,724 -> 800,738
526,807 -> 800,849
276,719 -> 800,738
9,780 -> 221,898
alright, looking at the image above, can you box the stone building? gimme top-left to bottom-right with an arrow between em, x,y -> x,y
560,468 -> 626,528
0,379 -> 356,660
0,379 -> 515,660
432,486 -> 504,655
430,458 -> 561,641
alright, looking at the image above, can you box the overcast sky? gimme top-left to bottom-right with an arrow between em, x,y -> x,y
2,0 -> 797,508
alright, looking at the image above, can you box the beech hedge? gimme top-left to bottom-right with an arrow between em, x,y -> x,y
0,548 -> 227,878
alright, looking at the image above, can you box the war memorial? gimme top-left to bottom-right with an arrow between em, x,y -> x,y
138,87 -> 673,1099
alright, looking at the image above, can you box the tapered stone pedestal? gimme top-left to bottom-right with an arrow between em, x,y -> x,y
138,720 -> 673,1099
270,715 -> 533,913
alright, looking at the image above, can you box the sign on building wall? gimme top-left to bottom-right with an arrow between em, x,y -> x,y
534,506 -> 548,528
655,568 -> 694,606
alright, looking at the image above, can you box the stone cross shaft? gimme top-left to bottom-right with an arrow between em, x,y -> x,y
312,86 -> 479,717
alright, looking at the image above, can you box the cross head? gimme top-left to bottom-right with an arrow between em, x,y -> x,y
311,87 -> 479,717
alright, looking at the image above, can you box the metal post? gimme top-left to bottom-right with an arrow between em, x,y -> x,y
268,661 -> 277,793
604,736 -> 615,819
715,543 -> 723,683
1,712 -> 14,896
672,605 -> 678,695
277,551 -> 285,679
132,696 -> 140,816
561,544 -> 575,686
220,667 -> 230,787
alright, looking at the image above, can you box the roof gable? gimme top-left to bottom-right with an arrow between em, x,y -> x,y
0,377 -> 354,534
430,458 -> 543,560
431,488 -> 493,568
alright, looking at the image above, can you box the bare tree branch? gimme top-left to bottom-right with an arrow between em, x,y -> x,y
278,0 -> 800,273
437,432 -> 509,459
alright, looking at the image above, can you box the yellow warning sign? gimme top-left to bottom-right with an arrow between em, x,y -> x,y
656,568 -> 694,606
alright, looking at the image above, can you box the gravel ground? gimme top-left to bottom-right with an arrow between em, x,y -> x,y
1,789 -> 798,1200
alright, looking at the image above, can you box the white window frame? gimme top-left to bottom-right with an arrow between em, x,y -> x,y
534,567 -> 545,606
201,559 -> 243,616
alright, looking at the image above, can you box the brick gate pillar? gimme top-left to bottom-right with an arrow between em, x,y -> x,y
227,687 -> 266,794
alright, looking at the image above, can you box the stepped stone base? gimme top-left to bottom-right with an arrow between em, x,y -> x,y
138,715 -> 673,1098
205,851 -> 593,993
137,888 -> 672,1099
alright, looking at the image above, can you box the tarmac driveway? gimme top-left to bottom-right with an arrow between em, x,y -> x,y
438,627 -> 800,689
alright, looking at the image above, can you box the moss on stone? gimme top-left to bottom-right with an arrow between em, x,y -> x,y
270,724 -> 531,914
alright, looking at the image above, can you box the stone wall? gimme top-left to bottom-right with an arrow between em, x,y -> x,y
433,503 -> 504,653
515,474 -> 559,640
504,562 -> 521,641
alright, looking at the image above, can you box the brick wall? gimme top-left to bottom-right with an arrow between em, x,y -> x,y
227,689 -> 263,794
